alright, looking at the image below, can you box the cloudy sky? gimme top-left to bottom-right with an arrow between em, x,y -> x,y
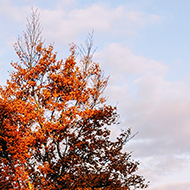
1,0 -> 190,189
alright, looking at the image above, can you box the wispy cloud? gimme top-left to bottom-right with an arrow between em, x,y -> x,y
95,41 -> 190,187
38,3 -> 162,43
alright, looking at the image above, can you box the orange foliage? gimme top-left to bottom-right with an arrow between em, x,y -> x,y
0,10 -> 149,189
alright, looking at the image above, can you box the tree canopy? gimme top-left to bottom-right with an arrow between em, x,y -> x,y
0,9 -> 149,190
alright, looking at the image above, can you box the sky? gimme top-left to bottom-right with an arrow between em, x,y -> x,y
0,0 -> 190,189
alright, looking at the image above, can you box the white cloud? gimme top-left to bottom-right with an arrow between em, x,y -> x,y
95,43 -> 167,76
95,43 -> 190,147
37,3 -> 162,44
148,181 -> 190,190
0,0 -> 30,23
94,42 -> 190,188
0,1 -> 162,55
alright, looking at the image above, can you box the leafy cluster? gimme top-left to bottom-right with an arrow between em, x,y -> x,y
0,10 -> 148,190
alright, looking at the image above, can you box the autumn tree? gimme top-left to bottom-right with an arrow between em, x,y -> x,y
0,9 -> 149,190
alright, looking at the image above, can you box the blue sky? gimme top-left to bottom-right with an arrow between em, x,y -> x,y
1,0 -> 190,189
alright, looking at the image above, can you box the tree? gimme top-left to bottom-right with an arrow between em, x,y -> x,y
0,9 -> 149,190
